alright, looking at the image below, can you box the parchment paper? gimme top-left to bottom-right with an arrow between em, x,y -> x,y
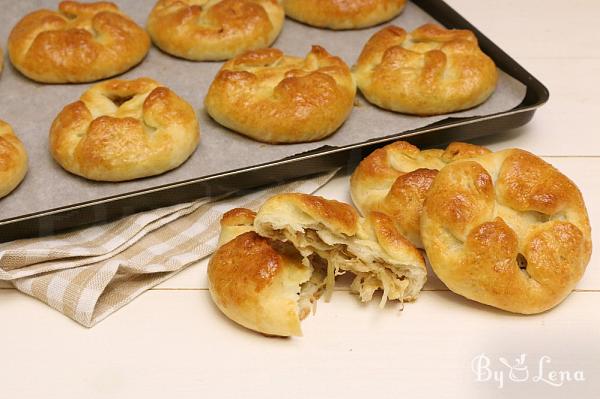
0,1 -> 526,221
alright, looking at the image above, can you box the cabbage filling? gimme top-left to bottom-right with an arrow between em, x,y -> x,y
269,226 -> 412,309
297,266 -> 326,320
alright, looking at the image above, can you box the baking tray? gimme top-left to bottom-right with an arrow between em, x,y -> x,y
0,0 -> 549,242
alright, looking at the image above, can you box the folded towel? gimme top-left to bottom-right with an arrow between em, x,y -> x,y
0,171 -> 337,327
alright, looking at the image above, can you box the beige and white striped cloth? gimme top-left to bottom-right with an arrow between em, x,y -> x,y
0,171 -> 337,327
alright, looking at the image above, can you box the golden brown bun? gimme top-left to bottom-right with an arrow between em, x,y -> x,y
50,78 -> 200,182
209,193 -> 427,337
205,46 -> 356,143
421,149 -> 592,314
147,0 -> 284,61
351,141 -> 490,247
8,1 -> 150,84
254,193 -> 427,304
284,0 -> 405,30
209,209 -> 312,337
218,208 -> 258,246
354,24 -> 498,115
0,120 -> 28,199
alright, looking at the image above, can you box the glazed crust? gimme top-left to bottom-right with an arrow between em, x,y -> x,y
420,149 -> 592,314
354,24 -> 498,115
218,208 -> 258,246
283,0 -> 406,30
8,1 -> 150,83
205,46 -> 356,143
147,0 -> 284,61
208,210 -> 310,337
0,120 -> 28,199
262,193 -> 360,236
50,78 -> 200,182
350,141 -> 490,247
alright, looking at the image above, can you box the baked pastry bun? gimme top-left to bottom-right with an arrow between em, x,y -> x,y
8,1 -> 150,83
0,120 -> 28,199
50,78 -> 200,182
217,207 -> 258,247
205,46 -> 356,143
354,24 -> 498,115
351,141 -> 490,247
283,0 -> 406,30
147,0 -> 284,61
254,193 -> 427,306
209,208 -> 323,337
209,194 -> 427,336
421,149 -> 592,314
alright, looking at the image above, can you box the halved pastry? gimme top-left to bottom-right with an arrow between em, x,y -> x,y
208,208 -> 325,337
208,195 -> 427,337
254,193 -> 427,305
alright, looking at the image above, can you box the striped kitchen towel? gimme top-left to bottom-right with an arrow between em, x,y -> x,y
0,170 -> 338,327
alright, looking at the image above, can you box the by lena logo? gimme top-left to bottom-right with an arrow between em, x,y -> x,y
471,353 -> 585,388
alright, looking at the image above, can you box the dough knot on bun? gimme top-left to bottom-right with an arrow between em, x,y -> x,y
283,0 -> 406,30
354,24 -> 498,115
8,1 -> 150,83
147,0 -> 285,61
0,120 -> 28,199
421,149 -> 592,314
50,78 -> 199,182
205,46 -> 356,143
351,141 -> 490,247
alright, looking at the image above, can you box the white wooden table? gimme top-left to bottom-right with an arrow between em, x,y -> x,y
1,1 -> 599,397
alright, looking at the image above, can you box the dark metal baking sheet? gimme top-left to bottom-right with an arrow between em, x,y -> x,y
0,0 -> 549,242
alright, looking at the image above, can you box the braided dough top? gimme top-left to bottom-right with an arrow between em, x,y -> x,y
283,0 -> 406,30
351,141 -> 490,247
8,1 -> 150,83
205,46 -> 356,143
0,120 -> 28,199
421,149 -> 592,314
50,78 -> 200,182
354,24 -> 498,115
147,0 -> 284,61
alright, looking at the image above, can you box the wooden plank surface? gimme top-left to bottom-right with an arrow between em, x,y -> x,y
472,59 -> 600,156
444,0 -> 600,60
0,289 -> 598,398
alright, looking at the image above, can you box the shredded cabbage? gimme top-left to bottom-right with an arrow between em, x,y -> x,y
297,267 -> 326,319
269,225 -> 412,308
